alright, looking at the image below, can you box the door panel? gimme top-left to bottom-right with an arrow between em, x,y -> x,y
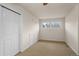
0,6 -> 4,56
2,7 -> 19,56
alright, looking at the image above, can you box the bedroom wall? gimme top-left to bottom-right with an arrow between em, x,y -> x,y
39,18 -> 65,41
65,4 -> 79,55
1,3 -> 39,52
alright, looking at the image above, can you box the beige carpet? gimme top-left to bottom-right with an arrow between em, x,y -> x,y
17,41 -> 76,56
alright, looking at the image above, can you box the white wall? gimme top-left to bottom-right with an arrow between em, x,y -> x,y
39,18 -> 65,41
78,9 -> 79,55
65,4 -> 79,55
1,3 -> 39,52
22,9 -> 39,51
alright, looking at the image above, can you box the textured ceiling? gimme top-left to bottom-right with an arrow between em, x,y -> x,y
20,3 -> 76,19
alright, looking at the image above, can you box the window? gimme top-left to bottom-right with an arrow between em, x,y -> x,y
51,22 -> 60,28
42,22 -> 61,29
42,22 -> 50,28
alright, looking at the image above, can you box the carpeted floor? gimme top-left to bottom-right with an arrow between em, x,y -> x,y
17,40 -> 76,56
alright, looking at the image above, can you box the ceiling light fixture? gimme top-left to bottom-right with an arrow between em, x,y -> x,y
43,3 -> 48,6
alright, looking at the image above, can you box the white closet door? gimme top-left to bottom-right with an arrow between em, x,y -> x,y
0,6 -> 4,56
2,7 -> 20,56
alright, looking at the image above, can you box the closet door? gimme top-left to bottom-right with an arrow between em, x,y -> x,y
2,7 -> 20,56
0,6 -> 4,56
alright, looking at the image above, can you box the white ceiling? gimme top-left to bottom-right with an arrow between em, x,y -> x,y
20,3 -> 76,19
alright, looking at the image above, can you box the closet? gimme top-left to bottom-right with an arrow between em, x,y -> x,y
0,5 -> 20,56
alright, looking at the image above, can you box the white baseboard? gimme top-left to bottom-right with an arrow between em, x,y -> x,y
20,40 -> 38,52
65,41 -> 78,55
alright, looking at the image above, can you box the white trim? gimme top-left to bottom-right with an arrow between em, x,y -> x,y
66,41 -> 78,55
